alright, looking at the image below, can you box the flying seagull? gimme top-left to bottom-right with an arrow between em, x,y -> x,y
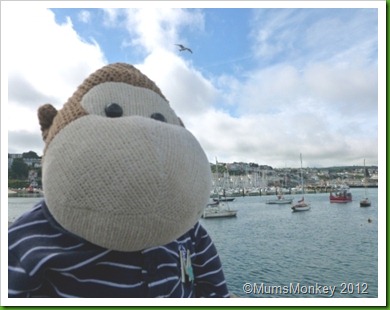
175,44 -> 193,54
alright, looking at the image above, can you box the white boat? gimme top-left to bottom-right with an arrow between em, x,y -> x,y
360,159 -> 371,207
266,195 -> 293,204
202,201 -> 237,219
266,175 -> 293,204
291,154 -> 311,212
291,197 -> 310,212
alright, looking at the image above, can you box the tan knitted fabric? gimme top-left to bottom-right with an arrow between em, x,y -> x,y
40,63 -> 167,153
39,63 -> 212,251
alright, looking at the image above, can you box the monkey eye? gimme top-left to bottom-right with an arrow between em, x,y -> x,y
105,103 -> 123,118
150,113 -> 167,123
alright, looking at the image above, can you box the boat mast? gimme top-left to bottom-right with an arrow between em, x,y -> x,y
300,153 -> 304,197
364,158 -> 368,198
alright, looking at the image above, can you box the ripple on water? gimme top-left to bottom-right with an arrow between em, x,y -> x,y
202,190 -> 378,298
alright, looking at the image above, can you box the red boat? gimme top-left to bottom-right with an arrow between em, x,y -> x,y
27,185 -> 35,194
329,188 -> 352,203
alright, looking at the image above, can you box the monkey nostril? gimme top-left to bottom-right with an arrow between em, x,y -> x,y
150,113 -> 167,123
105,103 -> 123,118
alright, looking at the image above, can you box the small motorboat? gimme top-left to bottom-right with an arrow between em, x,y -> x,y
329,187 -> 352,203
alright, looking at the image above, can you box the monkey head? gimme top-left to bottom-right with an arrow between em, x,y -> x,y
38,63 -> 211,251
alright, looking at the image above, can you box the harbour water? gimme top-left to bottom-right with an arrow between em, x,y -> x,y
201,187 -> 379,299
8,188 -> 379,299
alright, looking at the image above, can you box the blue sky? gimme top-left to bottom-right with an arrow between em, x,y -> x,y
3,2 -> 384,168
51,8 -> 256,78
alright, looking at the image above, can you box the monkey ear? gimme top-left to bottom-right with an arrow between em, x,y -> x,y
38,104 -> 57,141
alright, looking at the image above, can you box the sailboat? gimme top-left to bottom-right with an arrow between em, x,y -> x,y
205,158 -> 238,218
266,193 -> 293,204
291,154 -> 311,212
360,159 -> 371,207
213,188 -> 236,202
212,158 -> 236,202
266,174 -> 293,204
202,200 -> 238,219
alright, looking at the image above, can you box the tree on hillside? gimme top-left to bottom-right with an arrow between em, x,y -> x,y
9,158 -> 29,179
211,163 -> 227,174
22,151 -> 40,158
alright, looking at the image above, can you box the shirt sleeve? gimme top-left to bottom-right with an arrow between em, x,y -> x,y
8,203 -> 49,298
191,223 -> 230,298
8,251 -> 41,298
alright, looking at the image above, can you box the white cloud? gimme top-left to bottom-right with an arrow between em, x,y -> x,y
4,6 -> 107,155
303,63 -> 378,115
78,10 -> 92,23
5,8 -> 106,100
250,9 -> 301,60
137,50 -> 218,119
104,8 -> 204,54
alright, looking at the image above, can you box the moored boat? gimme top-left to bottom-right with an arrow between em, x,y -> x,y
213,196 -> 236,202
359,159 -> 371,207
202,202 -> 237,219
266,195 -> 293,204
360,198 -> 371,207
329,186 -> 352,203
291,154 -> 310,212
291,197 -> 311,212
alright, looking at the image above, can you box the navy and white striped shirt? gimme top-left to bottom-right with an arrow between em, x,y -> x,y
9,201 -> 230,298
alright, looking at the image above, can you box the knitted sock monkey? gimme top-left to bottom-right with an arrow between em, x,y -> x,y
9,63 -> 229,298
